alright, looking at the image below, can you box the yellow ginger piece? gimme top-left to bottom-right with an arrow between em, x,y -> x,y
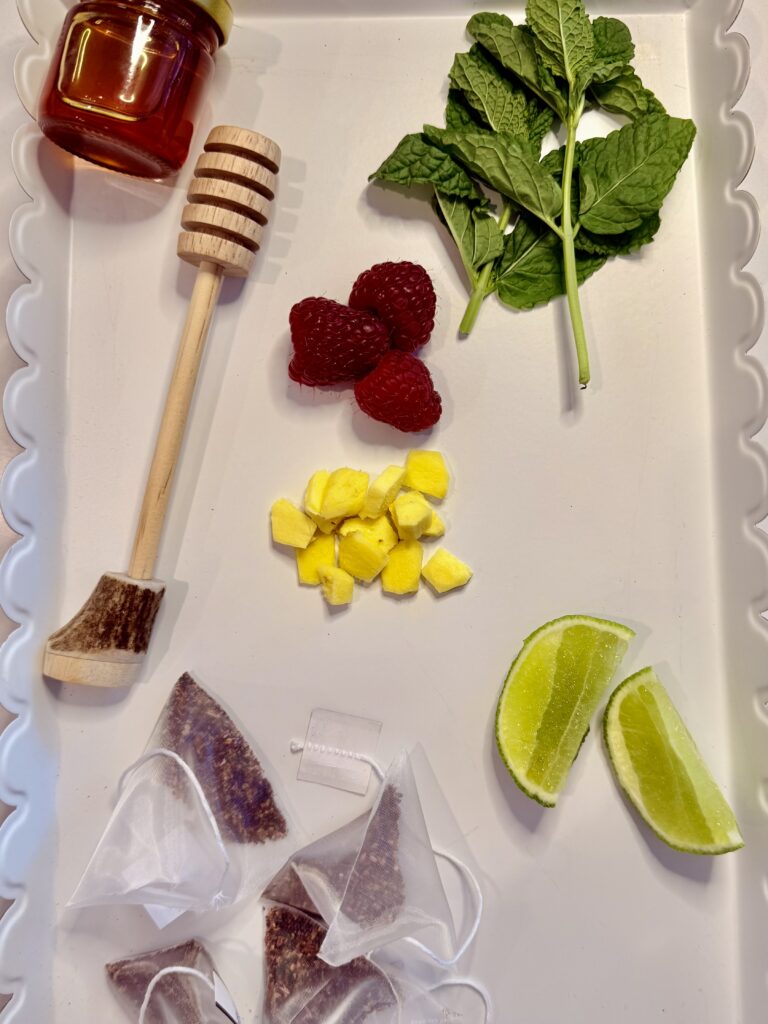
318,565 -> 354,606
303,469 -> 329,515
296,533 -> 336,586
422,509 -> 446,539
361,465 -> 406,519
303,469 -> 338,534
381,540 -> 423,595
310,516 -> 340,535
422,548 -> 473,593
404,450 -> 450,500
338,531 -> 389,582
320,468 -> 369,520
271,499 -> 316,549
338,515 -> 398,552
391,491 -> 433,541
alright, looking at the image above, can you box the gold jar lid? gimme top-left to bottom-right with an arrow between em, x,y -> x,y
189,0 -> 234,44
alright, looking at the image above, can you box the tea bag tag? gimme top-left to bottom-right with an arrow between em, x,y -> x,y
295,709 -> 382,795
213,972 -> 240,1023
143,903 -> 185,928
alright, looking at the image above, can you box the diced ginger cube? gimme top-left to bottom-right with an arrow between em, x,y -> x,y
422,509 -> 446,539
308,512 -> 340,535
296,533 -> 336,586
422,548 -> 473,594
271,499 -> 316,549
338,531 -> 389,582
338,515 -> 398,552
318,565 -> 354,606
381,540 -> 423,595
303,469 -> 339,533
303,469 -> 330,516
361,465 -> 406,519
404,450 -> 450,499
391,491 -> 433,541
320,468 -> 369,520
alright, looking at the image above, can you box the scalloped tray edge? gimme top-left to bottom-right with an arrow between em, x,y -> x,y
1,0 -> 766,1019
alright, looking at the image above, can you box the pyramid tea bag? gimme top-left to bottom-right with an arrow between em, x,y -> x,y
263,814 -> 369,923
70,673 -> 297,925
107,938 -> 240,1023
263,905 -> 487,1024
320,751 -> 456,966
266,750 -> 456,967
264,904 -> 397,1024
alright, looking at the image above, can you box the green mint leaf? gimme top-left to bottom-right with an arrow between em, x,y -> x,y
526,0 -> 595,94
450,47 -> 531,134
591,17 -> 635,83
424,126 -> 563,227
467,14 -> 568,119
575,212 -> 661,255
591,71 -> 666,121
496,217 -> 605,309
467,11 -> 514,36
435,192 -> 505,285
527,101 -> 556,150
371,133 -> 482,199
578,114 -> 696,234
645,92 -> 667,116
445,88 -> 486,130
540,145 -> 566,177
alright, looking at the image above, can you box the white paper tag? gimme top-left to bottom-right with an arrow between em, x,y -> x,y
213,972 -> 241,1023
297,708 -> 382,795
143,902 -> 186,929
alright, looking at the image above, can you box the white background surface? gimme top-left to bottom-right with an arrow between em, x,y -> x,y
1,0 -> 768,1018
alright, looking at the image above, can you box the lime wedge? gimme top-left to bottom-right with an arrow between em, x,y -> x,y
604,667 -> 743,854
496,615 -> 634,807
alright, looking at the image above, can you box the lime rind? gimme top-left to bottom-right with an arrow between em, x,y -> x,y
496,614 -> 635,807
604,667 -> 744,855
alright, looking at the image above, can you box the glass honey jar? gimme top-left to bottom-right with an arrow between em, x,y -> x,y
38,0 -> 233,179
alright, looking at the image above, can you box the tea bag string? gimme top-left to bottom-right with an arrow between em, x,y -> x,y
405,846 -> 483,968
373,963 -> 492,1024
137,966 -> 214,1024
290,743 -> 484,969
119,748 -> 230,874
429,977 -> 493,1022
289,740 -> 385,781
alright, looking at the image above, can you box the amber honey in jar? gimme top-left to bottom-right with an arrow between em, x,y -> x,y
38,0 -> 233,179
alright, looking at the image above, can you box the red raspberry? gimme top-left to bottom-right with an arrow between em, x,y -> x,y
354,351 -> 442,433
349,262 -> 436,353
289,297 -> 390,386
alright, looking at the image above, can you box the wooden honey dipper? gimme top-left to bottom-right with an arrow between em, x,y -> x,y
43,125 -> 280,687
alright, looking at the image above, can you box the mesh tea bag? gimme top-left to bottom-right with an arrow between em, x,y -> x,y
263,814 -> 368,922
266,750 -> 456,967
320,751 -> 457,966
70,673 -> 297,925
263,906 -> 489,1024
263,904 -> 397,1024
107,938 -> 241,1023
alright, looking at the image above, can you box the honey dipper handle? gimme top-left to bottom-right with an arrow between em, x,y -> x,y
128,260 -> 223,580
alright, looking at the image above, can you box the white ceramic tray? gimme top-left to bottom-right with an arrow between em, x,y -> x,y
2,0 -> 767,1020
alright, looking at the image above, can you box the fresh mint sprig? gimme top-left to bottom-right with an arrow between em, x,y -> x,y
370,2 -> 696,389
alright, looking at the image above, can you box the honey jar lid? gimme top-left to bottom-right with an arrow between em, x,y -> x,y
190,0 -> 234,43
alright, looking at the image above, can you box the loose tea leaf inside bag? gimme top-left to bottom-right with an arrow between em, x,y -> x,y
107,938 -> 240,1024
264,904 -> 398,1024
265,750 -> 456,967
70,673 -> 297,925
264,814 -> 368,923
263,904 -> 485,1024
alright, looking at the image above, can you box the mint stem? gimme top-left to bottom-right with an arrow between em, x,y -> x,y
460,273 -> 489,334
459,202 -> 514,336
562,104 -> 590,388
